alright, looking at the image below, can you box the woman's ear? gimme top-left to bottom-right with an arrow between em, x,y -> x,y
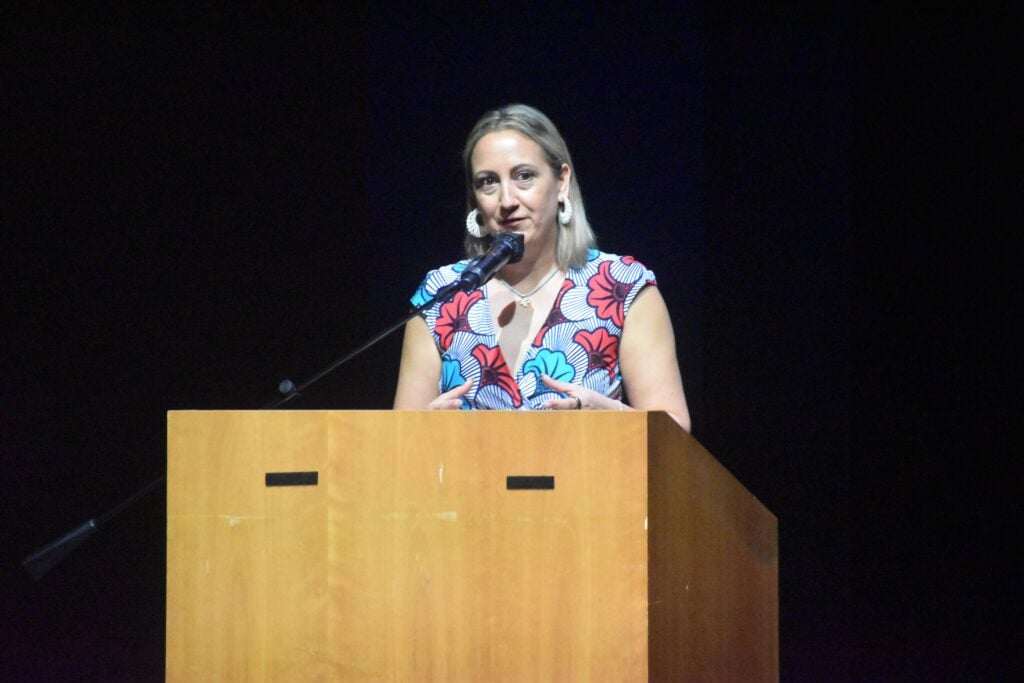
558,163 -> 572,198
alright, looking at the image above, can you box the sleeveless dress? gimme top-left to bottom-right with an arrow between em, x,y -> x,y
411,249 -> 656,410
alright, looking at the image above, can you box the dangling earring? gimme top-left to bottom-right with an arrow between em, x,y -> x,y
466,209 -> 486,238
558,197 -> 573,226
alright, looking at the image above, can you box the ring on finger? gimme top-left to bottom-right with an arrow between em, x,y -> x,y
572,394 -> 582,410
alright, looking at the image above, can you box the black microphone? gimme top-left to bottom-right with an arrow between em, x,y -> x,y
456,232 -> 525,290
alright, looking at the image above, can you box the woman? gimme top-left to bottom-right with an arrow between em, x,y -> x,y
394,104 -> 691,432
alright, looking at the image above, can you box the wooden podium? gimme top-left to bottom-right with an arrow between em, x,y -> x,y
167,411 -> 777,681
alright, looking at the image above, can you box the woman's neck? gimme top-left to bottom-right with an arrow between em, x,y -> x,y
497,248 -> 559,289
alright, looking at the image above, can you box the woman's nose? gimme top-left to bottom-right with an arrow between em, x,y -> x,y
499,182 -> 517,210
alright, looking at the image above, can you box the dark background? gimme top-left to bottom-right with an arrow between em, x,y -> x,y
3,4 -> 1017,681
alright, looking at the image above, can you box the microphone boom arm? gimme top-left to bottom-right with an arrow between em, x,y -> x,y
20,265 -> 487,579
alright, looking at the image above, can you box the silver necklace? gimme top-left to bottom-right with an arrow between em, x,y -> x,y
496,267 -> 561,308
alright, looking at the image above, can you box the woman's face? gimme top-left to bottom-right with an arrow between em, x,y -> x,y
470,130 -> 569,259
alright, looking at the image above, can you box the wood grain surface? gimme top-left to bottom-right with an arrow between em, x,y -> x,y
167,410 -> 776,682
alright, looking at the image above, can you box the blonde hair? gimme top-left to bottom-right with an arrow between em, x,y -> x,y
462,104 -> 596,269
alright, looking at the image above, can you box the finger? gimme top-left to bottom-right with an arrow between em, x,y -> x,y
429,380 -> 473,410
441,379 -> 473,399
542,396 -> 583,411
540,374 -> 574,393
428,396 -> 466,410
540,375 -> 587,406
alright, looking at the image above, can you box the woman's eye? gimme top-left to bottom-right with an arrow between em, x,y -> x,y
515,170 -> 535,182
474,176 -> 497,189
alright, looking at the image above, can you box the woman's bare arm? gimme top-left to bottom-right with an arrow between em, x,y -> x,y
618,286 -> 691,431
393,316 -> 472,410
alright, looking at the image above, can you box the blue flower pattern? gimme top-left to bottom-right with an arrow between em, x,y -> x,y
522,349 -> 575,398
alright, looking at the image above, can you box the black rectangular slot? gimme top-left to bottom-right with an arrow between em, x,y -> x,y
265,471 -> 318,487
506,475 -> 555,490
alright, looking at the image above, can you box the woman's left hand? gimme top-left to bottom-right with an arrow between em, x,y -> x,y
539,374 -> 625,412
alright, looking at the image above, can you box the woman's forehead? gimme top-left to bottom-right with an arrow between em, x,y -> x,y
471,130 -> 545,170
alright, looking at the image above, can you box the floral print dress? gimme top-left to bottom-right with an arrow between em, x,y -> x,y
411,249 -> 656,410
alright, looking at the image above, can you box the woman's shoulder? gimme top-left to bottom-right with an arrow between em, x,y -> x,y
410,259 -> 474,307
572,249 -> 657,283
427,259 -> 474,281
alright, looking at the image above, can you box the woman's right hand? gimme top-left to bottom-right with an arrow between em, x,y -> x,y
426,379 -> 473,410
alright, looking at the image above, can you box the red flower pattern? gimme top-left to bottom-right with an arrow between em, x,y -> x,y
532,278 -> 574,346
586,260 -> 633,328
435,289 -> 483,350
573,328 -> 619,380
471,343 -> 522,406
